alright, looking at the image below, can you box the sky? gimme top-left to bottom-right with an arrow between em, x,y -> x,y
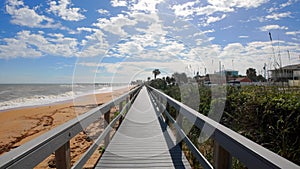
0,0 -> 300,84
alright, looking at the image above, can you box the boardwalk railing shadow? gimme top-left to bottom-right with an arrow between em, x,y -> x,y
150,92 -> 187,169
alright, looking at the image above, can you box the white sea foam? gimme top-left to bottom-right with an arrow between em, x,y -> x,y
0,85 -> 129,111
0,91 -> 75,111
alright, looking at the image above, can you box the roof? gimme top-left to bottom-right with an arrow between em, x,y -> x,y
236,77 -> 252,82
269,64 -> 300,71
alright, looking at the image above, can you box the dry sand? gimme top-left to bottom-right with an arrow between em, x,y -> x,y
0,87 -> 131,168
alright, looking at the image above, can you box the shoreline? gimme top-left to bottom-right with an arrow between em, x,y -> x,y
0,86 -> 132,168
0,85 -> 131,113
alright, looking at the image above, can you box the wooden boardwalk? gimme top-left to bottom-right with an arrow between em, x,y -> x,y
1,86 -> 298,169
95,87 -> 191,169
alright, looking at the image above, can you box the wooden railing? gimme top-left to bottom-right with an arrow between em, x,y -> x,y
147,85 -> 299,169
0,86 -> 141,169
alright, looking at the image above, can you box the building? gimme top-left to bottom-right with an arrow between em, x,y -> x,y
227,77 -> 253,86
217,69 -> 239,77
207,74 -> 227,84
236,77 -> 252,85
269,64 -> 300,86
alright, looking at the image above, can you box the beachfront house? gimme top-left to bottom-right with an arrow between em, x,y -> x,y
269,63 -> 300,86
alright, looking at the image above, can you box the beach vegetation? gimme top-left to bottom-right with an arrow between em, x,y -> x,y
149,75 -> 300,165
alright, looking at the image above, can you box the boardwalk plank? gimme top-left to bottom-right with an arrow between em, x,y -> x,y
95,87 -> 191,169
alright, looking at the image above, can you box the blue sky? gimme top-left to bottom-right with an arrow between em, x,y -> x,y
0,0 -> 300,83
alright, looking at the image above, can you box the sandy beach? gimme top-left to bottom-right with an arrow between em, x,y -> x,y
0,87 -> 131,168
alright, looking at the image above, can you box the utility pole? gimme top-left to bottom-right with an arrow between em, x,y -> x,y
277,35 -> 282,69
263,63 -> 267,80
269,32 -> 279,82
269,32 -> 279,69
287,50 -> 291,65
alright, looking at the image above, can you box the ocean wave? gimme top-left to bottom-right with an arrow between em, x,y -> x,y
0,91 -> 75,111
0,85 -> 130,111
0,90 -> 10,95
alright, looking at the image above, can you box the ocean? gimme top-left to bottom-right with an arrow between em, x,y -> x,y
0,83 -> 129,111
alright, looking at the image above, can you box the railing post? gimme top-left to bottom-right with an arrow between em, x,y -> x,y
176,112 -> 183,148
157,96 -> 162,111
104,110 -> 110,148
55,141 -> 71,169
118,101 -> 123,127
126,97 -> 129,113
165,103 -> 170,125
214,142 -> 232,169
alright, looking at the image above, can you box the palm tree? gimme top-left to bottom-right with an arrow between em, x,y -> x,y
152,69 -> 161,79
246,68 -> 257,82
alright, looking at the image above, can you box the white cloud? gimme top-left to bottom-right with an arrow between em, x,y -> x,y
206,14 -> 226,25
77,29 -> 109,57
171,0 -> 268,26
0,30 -> 79,59
129,0 -> 164,13
77,62 -> 99,67
92,14 -> 137,37
173,0 -> 268,17
286,31 -> 300,36
268,0 -> 298,12
158,41 -> 185,56
193,29 -> 215,37
129,12 -> 158,23
110,0 -> 164,13
223,43 -> 244,52
48,0 -> 85,21
266,11 -> 291,20
106,35 -> 169,60
207,0 -> 269,9
197,5 -> 233,16
203,37 -> 214,42
111,0 -> 127,7
97,9 -> 110,15
219,40 -> 300,74
5,0 -> 59,28
172,1 -> 198,17
75,35 -> 300,80
202,29 -> 215,34
117,41 -> 144,56
7,0 -> 24,6
239,35 -> 249,38
219,43 -> 245,60
173,3 -> 233,18
79,60 -> 202,82
0,37 -> 42,59
221,25 -> 233,30
259,25 -> 288,31
131,34 -> 157,47
76,27 -> 95,33
280,0 -> 297,8
77,43 -> 107,57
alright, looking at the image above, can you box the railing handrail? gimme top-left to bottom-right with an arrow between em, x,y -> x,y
147,85 -> 299,169
0,86 -> 141,169
148,90 -> 214,169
